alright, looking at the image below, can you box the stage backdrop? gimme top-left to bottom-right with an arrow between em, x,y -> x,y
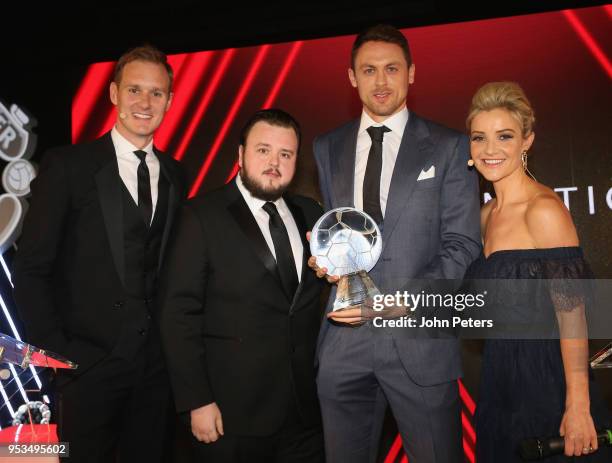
0,4 -> 602,462
73,6 -> 611,276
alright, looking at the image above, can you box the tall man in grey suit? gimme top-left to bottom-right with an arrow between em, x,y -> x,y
311,25 -> 481,462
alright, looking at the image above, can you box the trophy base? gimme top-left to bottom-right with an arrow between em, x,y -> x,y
333,270 -> 381,312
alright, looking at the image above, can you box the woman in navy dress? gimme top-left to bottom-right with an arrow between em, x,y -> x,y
465,82 -> 610,461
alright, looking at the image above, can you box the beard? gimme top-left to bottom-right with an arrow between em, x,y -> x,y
366,101 -> 401,119
239,163 -> 290,202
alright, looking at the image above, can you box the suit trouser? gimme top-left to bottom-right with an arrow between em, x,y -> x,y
316,322 -> 462,463
56,331 -> 172,463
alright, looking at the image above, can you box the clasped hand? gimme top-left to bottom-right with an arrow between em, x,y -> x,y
190,402 -> 224,444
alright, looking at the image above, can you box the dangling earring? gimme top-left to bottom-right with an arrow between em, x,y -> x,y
521,150 -> 536,180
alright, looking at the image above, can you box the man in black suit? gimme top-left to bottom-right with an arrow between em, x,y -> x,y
13,45 -> 185,462
159,109 -> 325,462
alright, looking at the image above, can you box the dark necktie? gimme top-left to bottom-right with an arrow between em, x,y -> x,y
133,150 -> 152,226
363,125 -> 391,224
262,202 -> 299,300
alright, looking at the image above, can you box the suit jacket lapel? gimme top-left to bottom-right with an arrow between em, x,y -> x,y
330,120 -> 359,208
226,183 -> 281,286
382,114 -> 434,249
157,148 -> 182,270
93,134 -> 125,286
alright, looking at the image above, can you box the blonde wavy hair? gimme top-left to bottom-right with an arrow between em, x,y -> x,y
466,82 -> 535,137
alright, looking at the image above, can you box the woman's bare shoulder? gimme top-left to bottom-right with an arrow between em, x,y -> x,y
525,186 -> 578,247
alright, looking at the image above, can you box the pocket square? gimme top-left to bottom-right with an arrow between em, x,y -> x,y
417,165 -> 435,181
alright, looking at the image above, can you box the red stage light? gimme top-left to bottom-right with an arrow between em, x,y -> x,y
71,62 -> 114,143
174,49 -> 236,161
562,9 -> 612,80
189,45 -> 270,197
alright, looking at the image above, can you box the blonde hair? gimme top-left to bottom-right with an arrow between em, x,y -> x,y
114,45 -> 173,90
466,82 -> 535,137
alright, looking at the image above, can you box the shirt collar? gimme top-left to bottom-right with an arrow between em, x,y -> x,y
358,106 -> 409,138
111,126 -> 154,159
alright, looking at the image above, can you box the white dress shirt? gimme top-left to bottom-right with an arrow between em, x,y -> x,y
353,107 -> 409,216
236,174 -> 303,281
111,126 -> 160,220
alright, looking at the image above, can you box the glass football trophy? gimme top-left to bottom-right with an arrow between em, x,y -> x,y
310,207 -> 383,312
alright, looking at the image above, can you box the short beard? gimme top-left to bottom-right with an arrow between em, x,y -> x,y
239,166 -> 289,202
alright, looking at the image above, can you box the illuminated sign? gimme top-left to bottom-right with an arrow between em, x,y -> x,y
0,101 -> 37,252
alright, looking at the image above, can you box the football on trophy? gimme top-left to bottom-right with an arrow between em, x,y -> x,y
310,207 -> 382,277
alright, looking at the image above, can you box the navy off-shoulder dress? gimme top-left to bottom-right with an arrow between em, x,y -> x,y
467,247 -> 611,462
